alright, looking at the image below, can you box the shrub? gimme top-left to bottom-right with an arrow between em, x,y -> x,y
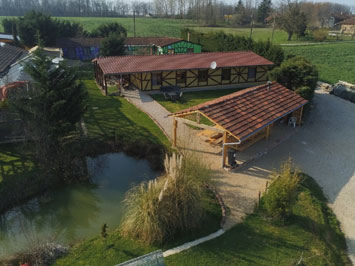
263,159 -> 300,223
270,56 -> 318,101
101,34 -> 126,57
120,153 -> 210,244
295,86 -> 314,101
312,29 -> 328,42
180,28 -> 284,65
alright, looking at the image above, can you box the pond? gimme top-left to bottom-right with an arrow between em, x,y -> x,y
0,153 -> 158,257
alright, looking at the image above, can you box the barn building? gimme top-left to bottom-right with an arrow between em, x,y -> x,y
93,51 -> 274,95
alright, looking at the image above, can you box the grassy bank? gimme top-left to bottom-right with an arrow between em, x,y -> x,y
0,143 -> 42,213
83,79 -> 169,148
283,42 -> 355,84
53,189 -> 222,266
165,175 -> 350,265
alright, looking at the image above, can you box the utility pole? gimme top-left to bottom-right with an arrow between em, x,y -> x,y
133,10 -> 136,37
271,14 -> 276,43
249,12 -> 254,39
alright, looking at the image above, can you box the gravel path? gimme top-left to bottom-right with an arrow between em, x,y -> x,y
123,88 -> 355,263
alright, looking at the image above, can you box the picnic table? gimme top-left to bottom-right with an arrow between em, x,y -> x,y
160,86 -> 183,101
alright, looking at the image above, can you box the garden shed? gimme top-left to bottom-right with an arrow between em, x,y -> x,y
124,37 -> 202,55
170,82 -> 308,167
93,51 -> 273,95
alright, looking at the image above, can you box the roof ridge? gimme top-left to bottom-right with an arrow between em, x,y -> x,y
98,50 -> 256,60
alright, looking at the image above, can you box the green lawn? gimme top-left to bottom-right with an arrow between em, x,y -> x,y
283,42 -> 355,84
190,26 -> 353,44
151,87 -> 244,114
83,79 -> 169,147
54,189 -> 222,266
165,175 -> 351,266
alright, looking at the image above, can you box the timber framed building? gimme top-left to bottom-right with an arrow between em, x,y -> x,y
93,51 -> 274,95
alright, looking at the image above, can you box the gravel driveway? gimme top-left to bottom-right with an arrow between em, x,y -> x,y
124,88 -> 355,263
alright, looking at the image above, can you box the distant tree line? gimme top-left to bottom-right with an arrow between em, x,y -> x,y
0,0 -> 154,17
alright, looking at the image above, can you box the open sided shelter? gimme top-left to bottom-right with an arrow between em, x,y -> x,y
93,51 -> 273,95
170,82 -> 308,167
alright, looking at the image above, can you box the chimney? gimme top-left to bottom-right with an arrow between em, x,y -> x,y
267,81 -> 272,90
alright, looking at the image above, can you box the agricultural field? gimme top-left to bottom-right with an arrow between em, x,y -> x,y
0,16 -> 196,38
283,42 -> 355,84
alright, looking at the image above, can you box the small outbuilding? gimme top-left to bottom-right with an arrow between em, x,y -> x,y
339,17 -> 355,35
55,37 -> 202,60
93,51 -> 273,95
170,82 -> 308,167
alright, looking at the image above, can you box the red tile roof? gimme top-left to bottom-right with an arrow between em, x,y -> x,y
125,37 -> 182,47
340,17 -> 355,25
173,82 -> 308,141
95,51 -> 274,75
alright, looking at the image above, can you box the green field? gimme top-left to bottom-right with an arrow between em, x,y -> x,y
0,16 -> 195,38
283,42 -> 355,84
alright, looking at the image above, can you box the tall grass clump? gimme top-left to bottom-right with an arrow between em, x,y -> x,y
120,153 -> 211,244
262,159 -> 300,224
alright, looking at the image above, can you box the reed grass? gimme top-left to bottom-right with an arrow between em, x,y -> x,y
120,153 -> 211,245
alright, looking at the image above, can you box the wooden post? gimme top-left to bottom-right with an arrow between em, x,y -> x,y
173,117 -> 177,148
222,131 -> 228,167
297,106 -> 304,125
104,76 -> 108,96
196,112 -> 200,123
266,125 -> 271,139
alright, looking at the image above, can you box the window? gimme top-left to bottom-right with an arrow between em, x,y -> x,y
248,67 -> 256,80
187,48 -> 194,53
168,49 -> 175,54
221,68 -> 231,81
152,73 -> 162,86
198,70 -> 208,82
176,71 -> 186,84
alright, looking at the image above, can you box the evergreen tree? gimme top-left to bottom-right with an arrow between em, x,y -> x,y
10,49 -> 88,181
101,34 -> 126,57
257,0 -> 272,24
235,0 -> 244,13
90,22 -> 127,38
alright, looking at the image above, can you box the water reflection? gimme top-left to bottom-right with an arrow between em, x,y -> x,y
0,153 -> 157,257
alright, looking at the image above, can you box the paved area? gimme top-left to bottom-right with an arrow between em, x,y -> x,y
124,88 -> 355,263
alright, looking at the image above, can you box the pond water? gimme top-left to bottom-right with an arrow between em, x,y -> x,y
0,153 -> 158,257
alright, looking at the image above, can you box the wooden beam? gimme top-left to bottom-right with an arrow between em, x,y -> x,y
175,117 -> 225,133
266,125 -> 271,139
173,118 -> 177,148
222,131 -> 228,167
297,106 -> 304,125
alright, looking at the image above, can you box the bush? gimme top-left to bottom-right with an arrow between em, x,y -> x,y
101,34 -> 126,57
295,86 -> 314,101
181,28 -> 284,65
120,153 -> 211,244
90,22 -> 127,38
270,56 -> 318,100
312,29 -> 328,42
262,159 -> 300,224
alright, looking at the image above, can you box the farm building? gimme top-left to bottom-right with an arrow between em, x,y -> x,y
55,37 -> 202,60
171,81 -> 308,166
339,18 -> 355,34
93,51 -> 273,95
0,33 -> 19,44
0,44 -> 28,78
124,37 -> 202,55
